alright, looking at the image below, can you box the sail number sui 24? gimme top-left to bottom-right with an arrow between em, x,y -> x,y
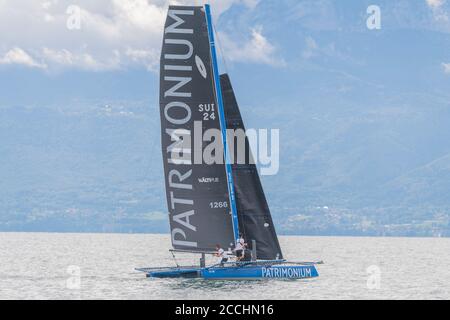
199,103 -> 216,121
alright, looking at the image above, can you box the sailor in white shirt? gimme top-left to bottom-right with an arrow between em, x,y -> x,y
234,234 -> 247,261
214,244 -> 228,266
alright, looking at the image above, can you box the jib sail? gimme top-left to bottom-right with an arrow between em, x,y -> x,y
221,73 -> 283,260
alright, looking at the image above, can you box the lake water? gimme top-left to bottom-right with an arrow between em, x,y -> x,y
0,233 -> 449,300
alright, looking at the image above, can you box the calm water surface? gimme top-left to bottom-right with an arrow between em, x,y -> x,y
0,233 -> 449,299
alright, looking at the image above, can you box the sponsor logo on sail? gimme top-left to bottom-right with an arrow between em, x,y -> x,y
198,177 -> 220,183
195,55 -> 207,78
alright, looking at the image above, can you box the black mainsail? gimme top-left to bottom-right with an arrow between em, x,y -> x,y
160,6 -> 234,251
220,74 -> 283,260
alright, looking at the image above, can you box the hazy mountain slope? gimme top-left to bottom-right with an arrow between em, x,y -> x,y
1,90 -> 449,236
1,0 -> 450,236
0,103 -> 167,233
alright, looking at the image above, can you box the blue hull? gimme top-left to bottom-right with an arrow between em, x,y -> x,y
145,267 -> 200,278
140,264 -> 318,280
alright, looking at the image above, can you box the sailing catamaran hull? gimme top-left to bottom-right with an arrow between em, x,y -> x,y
145,268 -> 200,279
140,265 -> 318,280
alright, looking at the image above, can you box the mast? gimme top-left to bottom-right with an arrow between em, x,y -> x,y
205,4 -> 240,244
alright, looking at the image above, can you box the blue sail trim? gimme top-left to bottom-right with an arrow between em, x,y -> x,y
205,4 -> 240,244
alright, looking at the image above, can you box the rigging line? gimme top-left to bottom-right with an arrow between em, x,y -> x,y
212,18 -> 250,244
205,4 -> 240,243
170,251 -> 180,268
212,20 -> 230,75
212,20 -> 251,245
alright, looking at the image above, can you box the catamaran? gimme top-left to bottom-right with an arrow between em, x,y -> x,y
136,4 -> 321,280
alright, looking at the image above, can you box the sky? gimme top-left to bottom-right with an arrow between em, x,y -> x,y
0,0 -> 449,107
0,0 -> 267,73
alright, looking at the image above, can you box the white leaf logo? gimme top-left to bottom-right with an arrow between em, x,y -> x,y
195,55 -> 207,79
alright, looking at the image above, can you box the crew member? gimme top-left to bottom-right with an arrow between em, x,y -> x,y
234,234 -> 247,261
215,244 -> 228,266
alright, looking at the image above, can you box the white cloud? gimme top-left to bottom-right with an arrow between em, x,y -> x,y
111,0 -> 166,31
203,0 -> 260,18
125,48 -> 160,71
219,26 -> 285,67
0,48 -> 47,69
426,0 -> 445,8
0,0 -> 265,72
426,0 -> 449,22
42,47 -> 121,71
442,62 -> 450,74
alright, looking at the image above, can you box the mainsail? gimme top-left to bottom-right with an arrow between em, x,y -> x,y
160,6 -> 234,251
220,74 -> 284,260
